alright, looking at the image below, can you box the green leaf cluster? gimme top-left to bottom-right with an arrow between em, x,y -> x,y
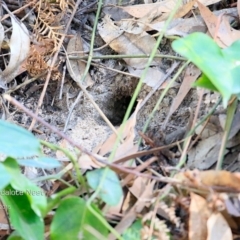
0,120 -> 124,239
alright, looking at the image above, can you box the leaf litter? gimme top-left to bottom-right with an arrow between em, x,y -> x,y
2,0 -> 240,239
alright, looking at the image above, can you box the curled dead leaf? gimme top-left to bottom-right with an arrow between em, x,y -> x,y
67,33 -> 93,88
0,16 -> 30,87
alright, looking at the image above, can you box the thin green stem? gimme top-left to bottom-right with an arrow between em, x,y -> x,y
216,97 -> 237,170
40,140 -> 87,192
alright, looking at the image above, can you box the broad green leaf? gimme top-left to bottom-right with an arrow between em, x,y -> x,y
3,158 -> 47,217
172,33 -> 240,107
0,120 -> 41,158
194,74 -> 218,92
7,231 -> 24,240
86,167 -> 123,206
0,163 -> 11,189
17,157 -> 61,169
50,197 -> 108,240
122,220 -> 142,240
1,185 -> 44,240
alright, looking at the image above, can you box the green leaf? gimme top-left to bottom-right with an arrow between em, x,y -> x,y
1,185 -> 44,240
172,33 -> 240,107
0,120 -> 41,158
86,167 -> 123,206
7,231 -> 24,240
0,163 -> 11,189
17,157 -> 61,169
3,158 -> 47,217
122,220 -> 142,240
194,74 -> 218,91
50,197 -> 108,240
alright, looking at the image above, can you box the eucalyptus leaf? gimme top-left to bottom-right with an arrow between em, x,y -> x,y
86,167 -> 123,206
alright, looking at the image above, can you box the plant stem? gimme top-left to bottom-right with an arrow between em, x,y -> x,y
216,97 -> 237,170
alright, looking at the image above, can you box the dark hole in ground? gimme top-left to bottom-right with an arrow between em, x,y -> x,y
108,95 -> 138,125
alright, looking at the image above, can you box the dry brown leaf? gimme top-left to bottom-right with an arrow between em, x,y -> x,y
217,15 -> 240,46
1,16 -> 30,87
121,191 -> 136,214
174,0 -> 197,18
129,177 -> 149,199
67,33 -> 93,88
108,180 -> 156,240
148,8 -> 237,37
207,213 -> 232,240
198,1 -> 240,47
98,15 -> 164,87
176,170 -> 240,192
120,1 -> 180,18
187,133 -> 223,169
120,0 -> 221,20
93,101 -> 141,163
78,154 -> 104,170
163,65 -> 201,127
189,193 -> 210,240
105,194 -> 124,217
197,1 -> 218,37
195,122 -> 218,139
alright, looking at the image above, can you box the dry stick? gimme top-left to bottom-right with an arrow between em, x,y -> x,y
3,94 -> 99,159
63,91 -> 83,132
59,65 -> 66,100
5,72 -> 47,94
83,60 -> 136,77
69,54 -> 186,61
28,0 -> 83,131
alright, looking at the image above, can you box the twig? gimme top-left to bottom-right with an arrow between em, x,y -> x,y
5,72 -> 47,94
68,54 -> 186,61
83,60 -> 136,77
63,91 -> 82,132
59,65 -> 66,100
28,0 -> 83,131
3,94 -> 98,159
